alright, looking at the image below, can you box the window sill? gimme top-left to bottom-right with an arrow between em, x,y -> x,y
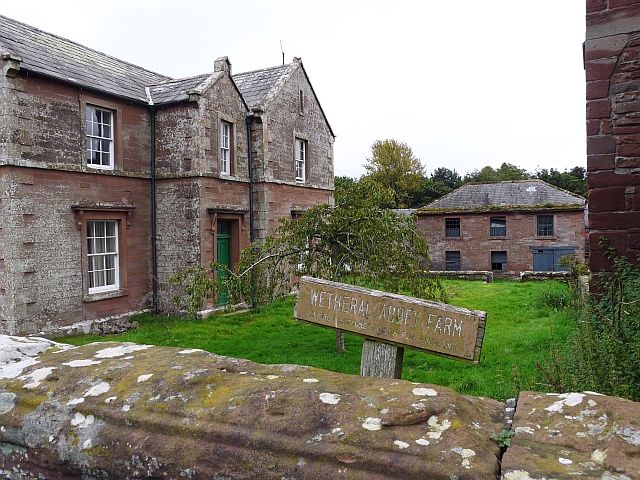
489,236 -> 508,240
83,288 -> 128,303
535,236 -> 557,240
444,237 -> 462,240
86,165 -> 115,171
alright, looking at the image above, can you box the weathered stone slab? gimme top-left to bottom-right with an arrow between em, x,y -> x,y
0,337 -> 503,479
295,277 -> 487,363
502,391 -> 640,480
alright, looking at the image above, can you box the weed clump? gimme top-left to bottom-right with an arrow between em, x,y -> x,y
539,242 -> 640,401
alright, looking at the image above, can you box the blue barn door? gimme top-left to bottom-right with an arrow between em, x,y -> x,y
533,248 -> 577,271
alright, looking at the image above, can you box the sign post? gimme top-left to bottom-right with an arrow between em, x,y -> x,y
294,276 -> 487,378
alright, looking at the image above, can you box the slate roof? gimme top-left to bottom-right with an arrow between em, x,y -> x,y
232,63 -> 297,110
0,14 -> 171,103
421,180 -> 585,212
147,73 -> 217,105
0,14 -> 329,126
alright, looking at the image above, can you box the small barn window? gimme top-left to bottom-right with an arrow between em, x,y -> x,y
445,251 -> 461,271
491,251 -> 507,271
490,216 -> 506,237
537,215 -> 554,236
445,218 -> 460,238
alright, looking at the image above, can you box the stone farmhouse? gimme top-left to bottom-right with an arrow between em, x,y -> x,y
0,15 -> 335,335
417,180 -> 586,274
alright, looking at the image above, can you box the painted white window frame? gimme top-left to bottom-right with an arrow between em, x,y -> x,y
87,220 -> 119,294
220,121 -> 231,176
295,138 -> 306,183
85,105 -> 114,170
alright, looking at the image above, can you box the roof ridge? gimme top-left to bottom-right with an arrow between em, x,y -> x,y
148,72 -> 212,87
233,62 -> 294,77
0,14 -> 172,81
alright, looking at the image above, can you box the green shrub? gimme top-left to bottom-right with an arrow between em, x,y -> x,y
537,288 -> 570,310
539,242 -> 640,401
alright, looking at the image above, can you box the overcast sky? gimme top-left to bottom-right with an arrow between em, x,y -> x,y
2,1 -> 586,179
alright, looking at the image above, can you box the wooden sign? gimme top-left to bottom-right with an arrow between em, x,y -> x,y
295,277 -> 486,363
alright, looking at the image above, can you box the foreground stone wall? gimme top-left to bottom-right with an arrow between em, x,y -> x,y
0,336 -> 638,479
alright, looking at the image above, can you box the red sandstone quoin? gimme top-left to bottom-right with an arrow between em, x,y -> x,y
585,0 -> 640,272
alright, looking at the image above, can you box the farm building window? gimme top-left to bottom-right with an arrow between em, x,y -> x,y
445,218 -> 460,238
295,138 -> 306,183
491,251 -> 507,272
490,216 -> 506,237
220,120 -> 232,175
87,220 -> 119,294
537,215 -> 554,236
445,251 -> 461,271
85,105 -> 114,170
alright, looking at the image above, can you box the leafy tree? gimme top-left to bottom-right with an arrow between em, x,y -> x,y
219,191 -> 446,352
334,175 -> 356,204
410,177 -> 452,207
464,163 -> 530,183
363,139 -> 426,208
431,167 -> 462,190
335,175 -> 395,209
534,167 -> 587,197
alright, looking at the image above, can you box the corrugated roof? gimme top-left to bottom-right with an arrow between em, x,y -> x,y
0,14 -> 171,103
232,63 -> 296,110
423,180 -> 585,211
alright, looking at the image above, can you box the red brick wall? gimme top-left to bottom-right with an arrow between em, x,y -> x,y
586,0 -> 640,271
418,210 -> 585,274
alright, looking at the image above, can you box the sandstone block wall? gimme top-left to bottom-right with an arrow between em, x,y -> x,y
0,71 -> 153,334
418,210 -> 585,274
155,74 -> 249,180
254,66 -> 334,190
586,0 -> 640,271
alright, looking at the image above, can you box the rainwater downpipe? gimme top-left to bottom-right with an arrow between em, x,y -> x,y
150,105 -> 159,313
245,112 -> 255,243
245,112 -> 256,308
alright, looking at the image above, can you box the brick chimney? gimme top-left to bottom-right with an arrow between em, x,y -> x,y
214,56 -> 231,74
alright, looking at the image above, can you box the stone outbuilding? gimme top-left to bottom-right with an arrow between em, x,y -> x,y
417,180 -> 586,274
0,15 -> 335,334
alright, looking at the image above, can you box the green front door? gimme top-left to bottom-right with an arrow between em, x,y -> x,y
216,221 -> 232,304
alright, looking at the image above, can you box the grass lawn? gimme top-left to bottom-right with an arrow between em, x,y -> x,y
60,279 -> 573,401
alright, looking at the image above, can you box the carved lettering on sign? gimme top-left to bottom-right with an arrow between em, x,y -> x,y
295,277 -> 487,363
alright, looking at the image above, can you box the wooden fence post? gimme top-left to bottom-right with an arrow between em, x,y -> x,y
360,340 -> 404,379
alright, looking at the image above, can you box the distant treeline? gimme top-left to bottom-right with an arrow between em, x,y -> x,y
337,140 -> 586,209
